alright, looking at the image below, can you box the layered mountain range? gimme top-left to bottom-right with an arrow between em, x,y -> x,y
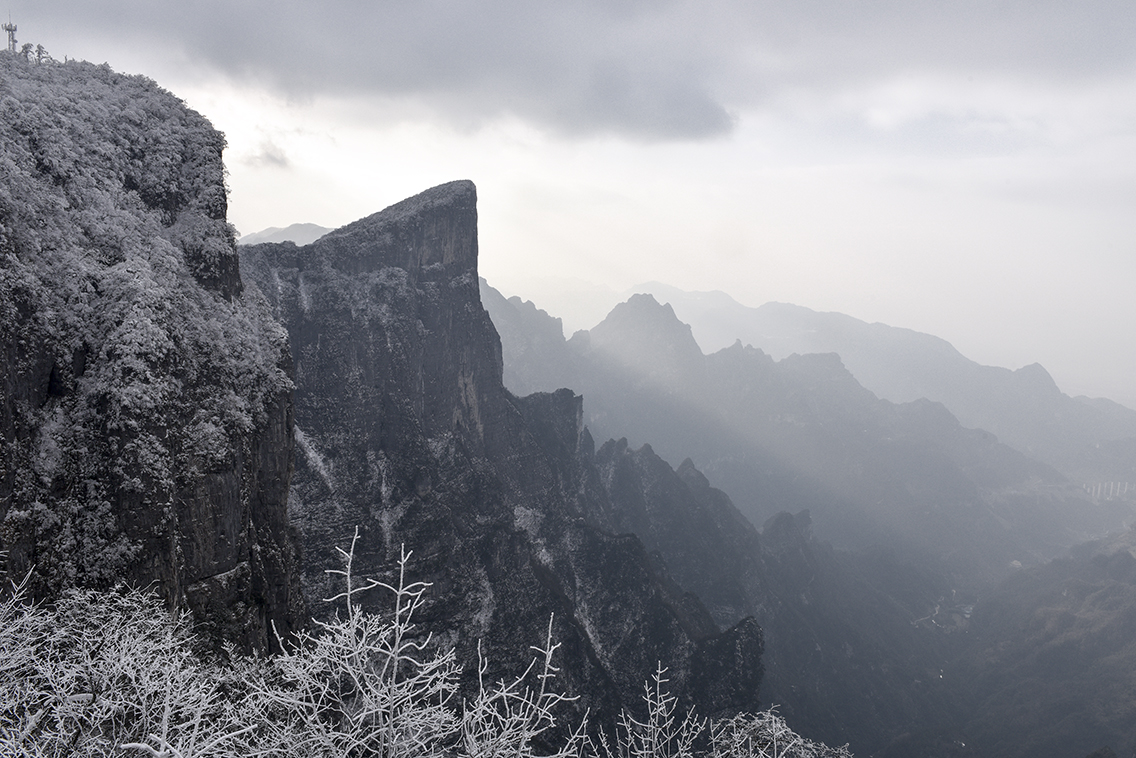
482,281 -> 1136,757
5,55 -> 1135,758
482,284 -> 1130,586
625,282 -> 1136,485
237,223 -> 331,247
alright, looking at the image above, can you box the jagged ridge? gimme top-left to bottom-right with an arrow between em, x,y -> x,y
239,182 -> 764,724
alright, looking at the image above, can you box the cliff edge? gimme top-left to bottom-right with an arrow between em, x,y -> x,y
0,56 -> 301,648
239,181 -> 764,722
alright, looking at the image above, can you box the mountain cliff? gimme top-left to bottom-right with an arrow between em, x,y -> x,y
0,54 -> 763,726
238,181 -> 763,723
0,55 -> 301,647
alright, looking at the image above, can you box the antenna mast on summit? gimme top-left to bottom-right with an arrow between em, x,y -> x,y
2,14 -> 15,54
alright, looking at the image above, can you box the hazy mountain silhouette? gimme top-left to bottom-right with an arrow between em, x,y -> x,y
627,282 -> 1136,484
238,222 -> 332,246
946,529 -> 1136,758
594,440 -> 962,754
480,278 -> 1136,758
481,281 -> 1129,587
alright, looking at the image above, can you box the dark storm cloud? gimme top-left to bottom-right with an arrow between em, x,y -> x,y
25,0 -> 1136,140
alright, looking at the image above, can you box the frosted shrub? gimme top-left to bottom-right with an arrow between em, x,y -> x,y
0,576 -> 252,758
710,710 -> 852,758
0,534 -> 851,757
598,669 -> 852,758
600,666 -> 705,758
460,618 -> 588,758
252,531 -> 462,758
0,532 -> 590,758
253,529 -> 589,758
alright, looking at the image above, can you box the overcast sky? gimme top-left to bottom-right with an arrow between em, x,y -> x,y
13,1 -> 1136,408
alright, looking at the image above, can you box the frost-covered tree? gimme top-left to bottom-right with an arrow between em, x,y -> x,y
600,666 -> 705,758
711,711 -> 852,758
0,535 -> 850,757
0,575 -> 253,757
251,535 -> 463,757
597,668 -> 852,758
0,534 -> 593,758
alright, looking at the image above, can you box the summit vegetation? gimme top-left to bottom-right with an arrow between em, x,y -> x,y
1,46 -> 299,644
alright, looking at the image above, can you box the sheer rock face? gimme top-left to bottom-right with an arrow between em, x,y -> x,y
0,56 -> 301,649
239,181 -> 763,722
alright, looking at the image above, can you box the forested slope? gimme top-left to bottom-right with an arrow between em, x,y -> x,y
0,55 -> 301,646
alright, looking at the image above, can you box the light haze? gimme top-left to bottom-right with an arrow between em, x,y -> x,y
12,0 -> 1136,408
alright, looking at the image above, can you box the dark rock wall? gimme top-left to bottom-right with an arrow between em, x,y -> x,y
239,181 -> 762,722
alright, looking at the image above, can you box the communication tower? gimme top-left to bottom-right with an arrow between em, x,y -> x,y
2,15 -> 15,54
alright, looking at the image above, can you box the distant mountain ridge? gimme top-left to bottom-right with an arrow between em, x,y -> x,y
479,279 -> 1136,757
481,282 -> 1128,581
238,223 -> 331,246
509,280 -> 1135,484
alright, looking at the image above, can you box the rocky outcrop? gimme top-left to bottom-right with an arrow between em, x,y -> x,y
595,441 -> 762,627
0,56 -> 301,649
239,181 -> 763,723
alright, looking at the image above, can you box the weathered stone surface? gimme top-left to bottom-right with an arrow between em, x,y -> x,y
240,181 -> 763,722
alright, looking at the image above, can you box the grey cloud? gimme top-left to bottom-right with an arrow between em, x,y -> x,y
245,140 -> 289,168
23,0 -> 1136,141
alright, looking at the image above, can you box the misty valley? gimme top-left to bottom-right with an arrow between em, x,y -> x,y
4,51 -> 1136,758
